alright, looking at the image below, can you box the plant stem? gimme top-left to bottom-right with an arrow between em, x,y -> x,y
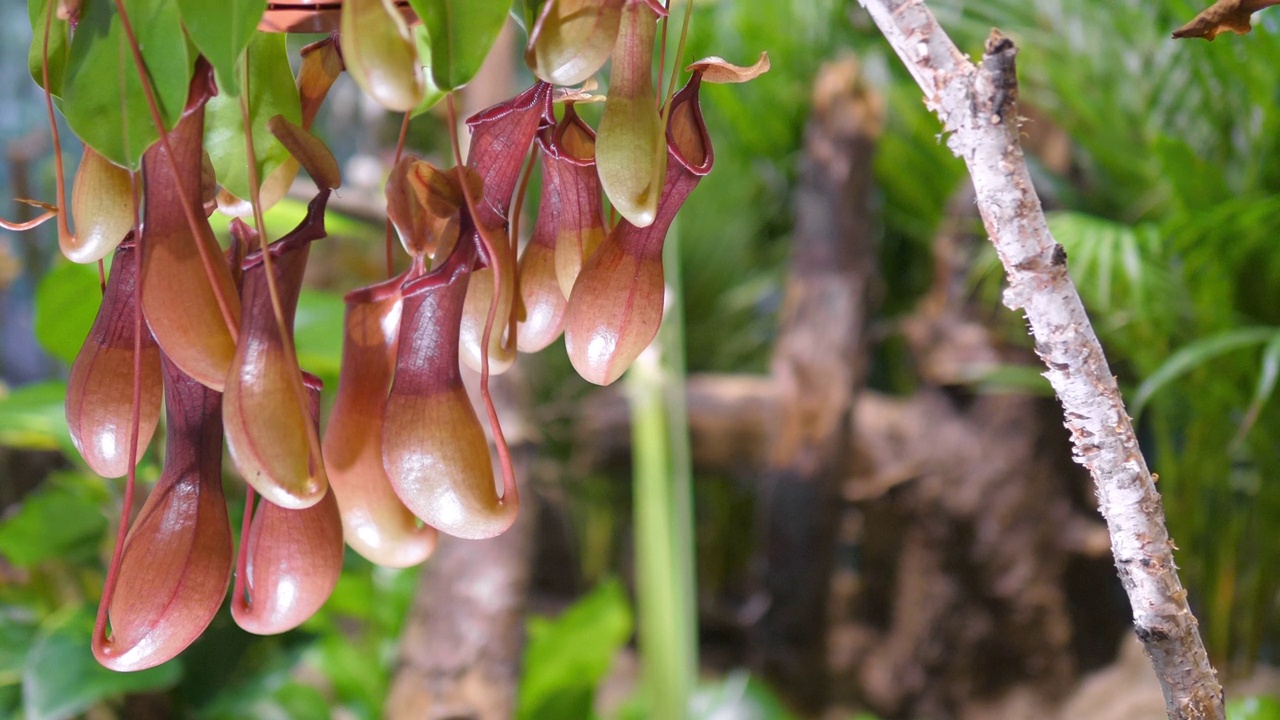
662,219 -> 697,693
661,0 -> 695,117
627,218 -> 696,720
387,111 -> 412,278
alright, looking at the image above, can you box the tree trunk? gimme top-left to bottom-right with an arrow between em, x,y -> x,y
752,56 -> 882,714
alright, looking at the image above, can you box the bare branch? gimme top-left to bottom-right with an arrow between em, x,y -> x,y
857,2 -> 1225,718
1173,0 -> 1280,40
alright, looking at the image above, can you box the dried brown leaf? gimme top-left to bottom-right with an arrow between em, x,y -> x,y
685,52 -> 771,83
1173,0 -> 1280,39
267,115 -> 341,190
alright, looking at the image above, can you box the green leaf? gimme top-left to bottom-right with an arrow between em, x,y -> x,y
173,615 -> 313,719
0,608 -> 39,686
1235,332 -> 1280,443
410,0 -> 511,90
1229,696 -> 1280,720
310,634 -> 385,716
971,364 -> 1054,396
1131,327 -> 1279,420
0,381 -> 71,453
23,611 -> 180,720
410,25 -> 448,117
293,290 -> 345,387
0,682 -> 20,715
517,578 -> 632,720
208,196 -> 382,248
0,473 -> 107,568
273,682 -> 333,719
34,260 -> 101,366
510,0 -> 543,33
177,0 -> 267,97
204,31 -> 300,201
690,671 -> 798,720
61,0 -> 192,169
28,0 -> 70,96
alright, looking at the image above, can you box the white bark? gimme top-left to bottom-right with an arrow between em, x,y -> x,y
858,2 -> 1225,718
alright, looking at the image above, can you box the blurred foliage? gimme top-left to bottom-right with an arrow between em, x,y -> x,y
611,669 -> 802,720
32,261 -> 98,367
0,472 -> 106,568
1232,696 -> 1280,720
21,610 -> 181,720
293,290 -> 346,389
517,578 -> 632,719
934,0 -> 1280,671
677,0 -> 863,372
687,671 -> 799,720
0,381 -> 71,454
676,0 -> 1280,687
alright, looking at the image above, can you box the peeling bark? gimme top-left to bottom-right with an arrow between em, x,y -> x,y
857,2 -> 1223,717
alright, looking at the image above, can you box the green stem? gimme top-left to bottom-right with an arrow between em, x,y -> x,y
662,218 -> 697,692
659,0 -> 696,123
628,218 -> 696,720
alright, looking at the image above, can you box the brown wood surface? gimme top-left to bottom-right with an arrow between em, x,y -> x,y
753,57 -> 882,714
